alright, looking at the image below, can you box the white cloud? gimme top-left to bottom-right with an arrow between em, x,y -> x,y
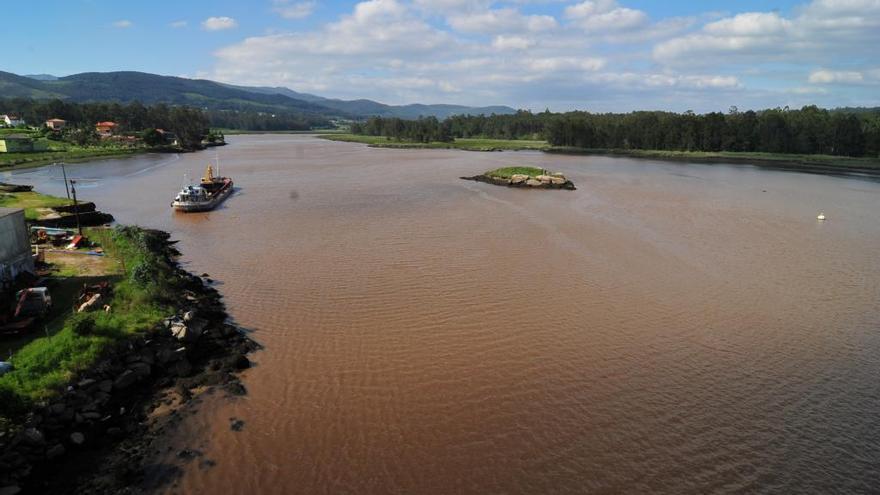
492,35 -> 535,50
808,68 -> 880,85
169,20 -> 188,28
112,20 -> 133,28
654,1 -> 880,66
202,16 -> 238,31
273,0 -> 316,19
565,0 -> 647,32
447,8 -> 557,33
808,69 -> 864,84
201,0 -> 880,110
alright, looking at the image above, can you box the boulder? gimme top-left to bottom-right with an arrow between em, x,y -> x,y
45,444 -> 65,460
0,486 -> 22,495
69,432 -> 86,446
128,362 -> 152,379
21,429 -> 44,447
233,354 -> 251,370
98,380 -> 113,393
170,360 -> 193,378
47,403 -> 66,416
549,177 -> 566,185
510,174 -> 529,184
77,378 -> 96,389
525,179 -> 543,187
113,370 -> 137,390
156,347 -> 184,365
172,319 -> 205,343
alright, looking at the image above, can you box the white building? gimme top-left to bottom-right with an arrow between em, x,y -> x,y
0,208 -> 34,287
1,114 -> 25,127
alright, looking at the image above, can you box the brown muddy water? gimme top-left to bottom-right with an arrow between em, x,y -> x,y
6,135 -> 880,494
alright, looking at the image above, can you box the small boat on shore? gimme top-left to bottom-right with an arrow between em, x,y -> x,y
172,163 -> 234,212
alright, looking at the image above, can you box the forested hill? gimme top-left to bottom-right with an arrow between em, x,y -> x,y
0,71 -> 516,121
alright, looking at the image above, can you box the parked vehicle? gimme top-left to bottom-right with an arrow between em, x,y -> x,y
15,287 -> 52,318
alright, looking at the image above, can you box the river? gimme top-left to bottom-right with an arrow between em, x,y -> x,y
5,135 -> 880,493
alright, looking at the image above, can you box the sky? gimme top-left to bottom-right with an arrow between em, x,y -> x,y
4,0 -> 880,112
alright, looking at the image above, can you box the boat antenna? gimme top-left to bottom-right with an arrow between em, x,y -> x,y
215,151 -> 220,177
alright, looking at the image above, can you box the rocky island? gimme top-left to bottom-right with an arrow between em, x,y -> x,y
461,166 -> 576,190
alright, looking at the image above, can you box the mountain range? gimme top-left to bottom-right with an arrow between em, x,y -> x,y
0,71 -> 516,120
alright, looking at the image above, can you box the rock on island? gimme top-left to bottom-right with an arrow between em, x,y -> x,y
461,166 -> 576,190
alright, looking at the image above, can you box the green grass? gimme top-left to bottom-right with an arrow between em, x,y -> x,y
221,129 -> 342,135
318,134 -> 550,151
0,143 -> 146,170
0,190 -> 73,220
319,134 -> 880,173
484,166 -> 547,178
546,148 -> 880,172
0,226 -> 176,417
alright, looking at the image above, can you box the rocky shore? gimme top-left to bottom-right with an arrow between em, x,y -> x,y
0,230 -> 258,494
461,172 -> 576,190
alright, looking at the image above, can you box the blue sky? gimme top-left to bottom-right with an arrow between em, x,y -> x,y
4,0 -> 879,112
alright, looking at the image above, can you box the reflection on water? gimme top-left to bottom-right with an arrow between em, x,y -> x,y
9,135 -> 880,494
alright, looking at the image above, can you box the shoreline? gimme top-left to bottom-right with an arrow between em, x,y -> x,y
0,150 -> 148,173
545,147 -> 880,179
317,134 -> 880,179
0,223 -> 257,493
1,143 -> 226,173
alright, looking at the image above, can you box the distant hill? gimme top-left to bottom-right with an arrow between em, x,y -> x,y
24,74 -> 59,81
0,71 -> 67,99
0,70 -> 516,121
223,83 -> 516,118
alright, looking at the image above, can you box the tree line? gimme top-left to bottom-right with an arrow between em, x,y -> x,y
0,98 -> 210,149
0,97 -> 332,143
350,116 -> 453,143
352,107 -> 880,157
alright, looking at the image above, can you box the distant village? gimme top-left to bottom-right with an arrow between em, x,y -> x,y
0,114 -> 183,154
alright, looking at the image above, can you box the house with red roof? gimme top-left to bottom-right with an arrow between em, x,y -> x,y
95,121 -> 117,138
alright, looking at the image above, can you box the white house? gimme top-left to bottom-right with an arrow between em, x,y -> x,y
1,114 -> 25,127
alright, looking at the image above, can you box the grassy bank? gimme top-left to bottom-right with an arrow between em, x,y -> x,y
0,146 -> 146,171
0,227 -> 176,417
318,134 -> 549,151
547,148 -> 880,174
319,134 -> 880,175
222,128 -> 345,135
0,190 -> 73,220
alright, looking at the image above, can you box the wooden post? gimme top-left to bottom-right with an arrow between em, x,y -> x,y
60,162 -> 70,200
70,179 -> 82,237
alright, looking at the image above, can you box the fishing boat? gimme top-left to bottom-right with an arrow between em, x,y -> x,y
171,162 -> 234,212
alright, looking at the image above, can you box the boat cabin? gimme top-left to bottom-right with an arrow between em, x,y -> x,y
175,185 -> 209,203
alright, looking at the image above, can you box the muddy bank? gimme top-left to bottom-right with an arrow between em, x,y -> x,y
0,230 -> 258,494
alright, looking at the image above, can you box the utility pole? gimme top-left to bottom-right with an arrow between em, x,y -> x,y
60,162 -> 70,200
70,179 -> 82,237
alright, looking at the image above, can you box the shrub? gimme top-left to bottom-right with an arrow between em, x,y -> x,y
71,313 -> 97,336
